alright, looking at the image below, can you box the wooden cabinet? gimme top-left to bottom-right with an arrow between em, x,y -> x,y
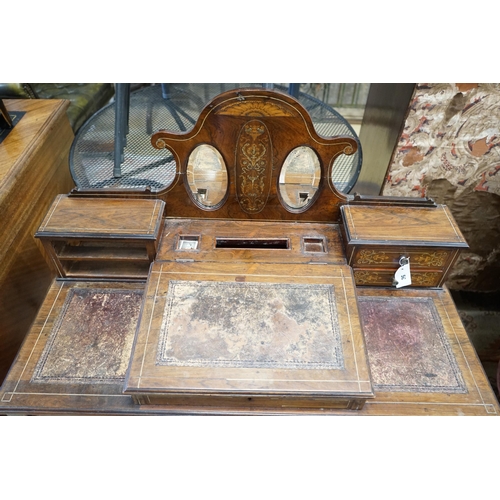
341,204 -> 468,287
35,195 -> 165,280
0,99 -> 75,384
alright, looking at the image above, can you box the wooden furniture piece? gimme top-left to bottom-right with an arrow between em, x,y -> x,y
340,204 -> 468,287
0,281 -> 496,415
0,88 -> 497,415
0,99 -> 75,384
124,224 -> 373,411
35,195 -> 165,280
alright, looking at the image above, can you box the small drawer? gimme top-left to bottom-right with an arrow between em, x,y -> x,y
353,268 -> 443,287
350,247 -> 454,270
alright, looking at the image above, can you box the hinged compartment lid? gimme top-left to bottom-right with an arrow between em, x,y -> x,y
124,261 -> 374,410
36,195 -> 165,240
341,204 -> 468,248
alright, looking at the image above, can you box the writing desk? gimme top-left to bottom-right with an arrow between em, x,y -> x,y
0,89 -> 497,415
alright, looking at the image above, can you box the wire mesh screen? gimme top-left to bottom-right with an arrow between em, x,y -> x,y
70,84 -> 362,194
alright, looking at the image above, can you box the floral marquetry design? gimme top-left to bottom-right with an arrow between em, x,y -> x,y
235,120 -> 272,214
353,271 -> 387,285
412,273 -> 440,286
216,100 -> 297,117
356,250 -> 391,265
412,251 -> 449,267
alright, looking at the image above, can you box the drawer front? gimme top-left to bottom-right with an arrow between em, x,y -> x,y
353,269 -> 443,287
349,246 -> 454,270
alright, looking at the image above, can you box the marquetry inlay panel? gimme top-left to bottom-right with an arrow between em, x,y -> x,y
235,120 -> 272,214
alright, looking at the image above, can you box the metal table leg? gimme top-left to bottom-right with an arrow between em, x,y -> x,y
113,83 -> 131,177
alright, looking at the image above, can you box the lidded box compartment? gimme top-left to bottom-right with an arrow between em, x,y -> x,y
35,195 -> 165,280
340,204 -> 468,288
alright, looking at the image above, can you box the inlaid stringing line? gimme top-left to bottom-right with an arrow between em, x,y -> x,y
138,263 -> 163,387
442,206 -> 463,240
442,249 -> 460,283
49,252 -> 66,277
40,227 -> 155,233
147,200 -> 159,234
151,270 -> 345,280
367,400 -> 496,408
345,206 -> 357,242
40,195 -> 63,231
3,392 -> 129,398
157,94 -> 354,148
223,379 -> 371,384
341,269 -> 361,391
2,281 -> 65,403
438,294 -> 490,411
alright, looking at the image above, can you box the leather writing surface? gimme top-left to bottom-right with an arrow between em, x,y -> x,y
156,280 -> 343,370
358,296 -> 466,393
32,288 -> 143,384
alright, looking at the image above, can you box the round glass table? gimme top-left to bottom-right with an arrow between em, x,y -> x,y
70,84 -> 362,194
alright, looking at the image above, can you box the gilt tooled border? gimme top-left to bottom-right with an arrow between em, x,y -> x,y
358,296 -> 467,394
31,288 -> 143,384
156,281 -> 344,370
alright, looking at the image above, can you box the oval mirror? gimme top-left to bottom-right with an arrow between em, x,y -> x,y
279,146 -> 321,210
186,144 -> 228,208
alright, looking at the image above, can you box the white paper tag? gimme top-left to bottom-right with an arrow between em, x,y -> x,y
394,257 -> 412,288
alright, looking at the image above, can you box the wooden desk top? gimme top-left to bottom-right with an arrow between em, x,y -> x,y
0,99 -> 70,193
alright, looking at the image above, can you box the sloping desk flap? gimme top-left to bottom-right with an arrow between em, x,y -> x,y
124,261 -> 374,410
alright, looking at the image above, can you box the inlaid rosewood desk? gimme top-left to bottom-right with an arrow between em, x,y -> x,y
0,89 -> 498,415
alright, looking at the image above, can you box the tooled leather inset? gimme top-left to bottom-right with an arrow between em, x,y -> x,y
236,120 -> 272,214
31,288 -> 143,384
216,99 -> 297,117
358,296 -> 467,393
156,280 -> 344,370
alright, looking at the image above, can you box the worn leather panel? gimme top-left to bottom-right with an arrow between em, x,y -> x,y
358,295 -> 466,393
156,280 -> 344,370
32,288 -> 143,383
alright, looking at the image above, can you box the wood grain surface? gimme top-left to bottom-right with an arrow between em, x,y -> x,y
36,195 -> 165,279
157,218 -> 346,265
0,99 -> 75,384
75,89 -> 357,223
124,261 -> 373,411
341,204 -> 468,288
342,204 -> 467,245
0,94 -> 496,416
